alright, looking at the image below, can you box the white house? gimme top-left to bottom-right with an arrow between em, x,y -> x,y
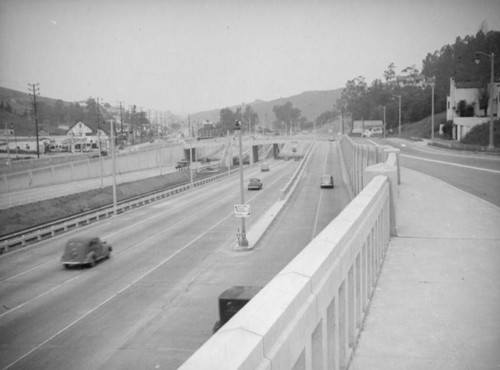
447,77 -> 500,141
66,121 -> 109,152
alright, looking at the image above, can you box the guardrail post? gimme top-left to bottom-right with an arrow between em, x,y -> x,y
364,168 -> 398,237
382,147 -> 401,184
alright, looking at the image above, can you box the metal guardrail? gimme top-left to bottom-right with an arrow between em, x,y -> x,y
0,170 -> 229,255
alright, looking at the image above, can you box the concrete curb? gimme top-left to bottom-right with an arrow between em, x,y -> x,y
234,141 -> 317,251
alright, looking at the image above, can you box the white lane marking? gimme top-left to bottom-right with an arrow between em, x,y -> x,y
0,273 -> 83,320
2,208 -> 235,370
402,154 -> 500,174
312,144 -> 330,240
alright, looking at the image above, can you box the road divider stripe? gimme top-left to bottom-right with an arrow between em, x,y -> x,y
402,154 -> 500,174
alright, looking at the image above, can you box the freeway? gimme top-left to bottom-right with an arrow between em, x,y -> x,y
366,137 -> 500,207
0,140 -> 349,369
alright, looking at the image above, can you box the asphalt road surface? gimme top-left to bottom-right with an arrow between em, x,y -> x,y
0,140 -> 349,370
366,137 -> 500,207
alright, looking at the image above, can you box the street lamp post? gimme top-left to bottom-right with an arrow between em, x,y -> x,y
475,51 -> 495,150
393,95 -> 401,137
110,121 -> 117,215
429,77 -> 435,140
379,106 -> 386,137
235,120 -> 248,247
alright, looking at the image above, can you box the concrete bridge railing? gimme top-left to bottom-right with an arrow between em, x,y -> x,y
339,135 -> 400,197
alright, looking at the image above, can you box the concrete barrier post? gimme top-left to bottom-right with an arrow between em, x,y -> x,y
364,165 -> 398,236
382,147 -> 401,184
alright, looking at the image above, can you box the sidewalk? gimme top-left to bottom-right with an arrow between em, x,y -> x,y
349,167 -> 500,369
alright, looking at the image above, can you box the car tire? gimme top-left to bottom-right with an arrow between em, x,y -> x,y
89,256 -> 96,267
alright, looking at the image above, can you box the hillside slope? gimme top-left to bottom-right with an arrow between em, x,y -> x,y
189,88 -> 343,127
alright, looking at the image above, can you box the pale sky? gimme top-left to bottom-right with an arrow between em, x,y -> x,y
1,0 -> 499,116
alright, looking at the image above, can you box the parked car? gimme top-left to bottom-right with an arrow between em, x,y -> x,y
320,174 -> 334,189
351,128 -> 364,136
248,178 -> 263,190
61,236 -> 112,269
371,127 -> 383,136
261,163 -> 270,172
213,286 -> 261,333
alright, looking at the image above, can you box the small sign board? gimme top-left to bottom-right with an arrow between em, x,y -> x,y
234,204 -> 251,218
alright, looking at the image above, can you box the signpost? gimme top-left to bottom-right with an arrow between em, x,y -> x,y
234,204 -> 251,218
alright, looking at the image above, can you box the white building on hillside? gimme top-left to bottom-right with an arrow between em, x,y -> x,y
447,77 -> 499,141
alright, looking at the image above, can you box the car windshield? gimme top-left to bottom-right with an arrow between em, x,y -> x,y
250,178 -> 260,183
321,175 -> 331,181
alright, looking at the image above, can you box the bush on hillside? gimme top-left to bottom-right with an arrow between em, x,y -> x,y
461,119 -> 500,147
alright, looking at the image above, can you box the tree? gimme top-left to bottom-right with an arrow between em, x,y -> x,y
316,110 -> 339,127
272,101 -> 301,134
383,62 -> 396,83
219,107 -> 237,132
401,64 -> 419,83
242,105 -> 259,134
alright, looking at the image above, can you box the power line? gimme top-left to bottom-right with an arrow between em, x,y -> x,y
28,83 -> 40,158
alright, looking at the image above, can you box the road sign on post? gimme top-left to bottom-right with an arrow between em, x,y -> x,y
234,204 -> 251,218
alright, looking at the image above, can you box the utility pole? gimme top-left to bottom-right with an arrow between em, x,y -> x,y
430,77 -> 435,140
111,120 -> 117,215
28,83 -> 40,158
130,105 -> 134,145
235,120 -> 248,247
97,97 -> 103,188
119,102 -> 123,134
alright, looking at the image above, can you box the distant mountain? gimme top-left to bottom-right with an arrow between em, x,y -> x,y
0,86 -> 72,115
0,86 -> 344,134
188,89 -> 343,128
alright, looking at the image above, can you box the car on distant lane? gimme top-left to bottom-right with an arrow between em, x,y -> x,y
248,178 -> 263,190
261,163 -> 270,172
320,175 -> 334,189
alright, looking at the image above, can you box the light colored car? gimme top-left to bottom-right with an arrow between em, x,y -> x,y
351,128 -> 364,136
320,175 -> 334,189
248,178 -> 263,190
371,127 -> 383,136
61,236 -> 112,269
261,163 -> 270,172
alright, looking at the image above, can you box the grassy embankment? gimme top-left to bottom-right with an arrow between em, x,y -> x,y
1,170 -> 194,236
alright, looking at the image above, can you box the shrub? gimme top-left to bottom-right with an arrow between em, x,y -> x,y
462,119 -> 500,147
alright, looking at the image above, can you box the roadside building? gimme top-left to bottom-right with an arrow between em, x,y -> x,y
447,77 -> 500,141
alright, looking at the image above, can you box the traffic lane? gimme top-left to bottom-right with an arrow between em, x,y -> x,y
98,141 -> 351,369
3,164 -> 299,370
0,159 -> 293,311
0,160 -> 300,369
380,137 -> 500,171
401,155 -> 500,207
311,140 -> 351,238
